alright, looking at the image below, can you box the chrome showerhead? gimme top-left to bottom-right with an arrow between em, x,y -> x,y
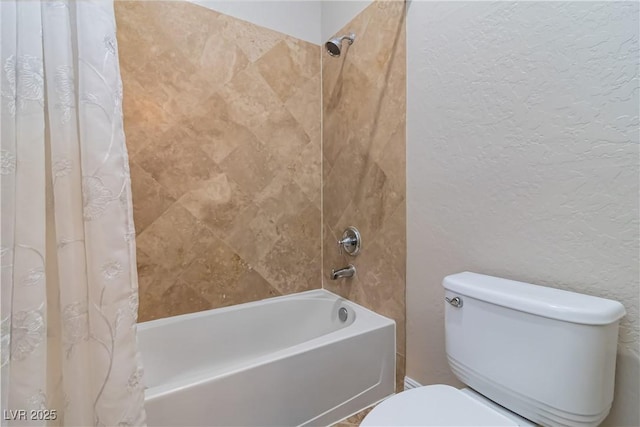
325,33 -> 356,57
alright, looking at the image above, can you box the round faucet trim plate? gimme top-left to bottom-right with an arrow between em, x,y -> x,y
338,226 -> 361,256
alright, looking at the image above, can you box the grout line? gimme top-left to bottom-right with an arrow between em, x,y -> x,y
320,43 -> 324,291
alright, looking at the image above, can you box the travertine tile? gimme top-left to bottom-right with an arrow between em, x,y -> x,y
353,163 -> 404,242
178,173 -> 252,240
259,107 -> 311,166
308,255 -> 323,291
287,138 -> 322,209
365,64 -> 406,166
137,222 -> 214,319
276,203 -> 322,262
135,127 -> 222,200
321,105 -> 350,169
129,160 -> 175,235
375,201 -> 406,280
218,13 -> 285,62
331,406 -> 375,427
335,64 -> 377,136
255,171 -> 311,223
117,1 -> 222,58
256,40 -> 317,103
285,73 -> 322,144
118,1 -> 323,321
231,270 -> 281,305
345,406 -> 374,425
179,236 -> 253,305
219,135 -> 279,197
394,308 -> 406,356
120,78 -> 171,157
135,248 -> 175,299
375,121 -> 406,189
161,279 -> 212,318
198,32 -> 250,89
219,66 -> 311,165
160,5 -> 223,65
224,204 -> 280,267
396,353 -> 406,393
135,203 -> 216,276
218,65 -> 281,120
350,2 -> 406,90
284,37 -> 321,81
323,61 -> 376,149
183,93 -> 258,164
115,2 -> 171,72
138,291 -> 163,322
323,154 -> 333,182
322,0 -> 407,397
256,239 -> 320,295
322,141 -> 370,229
133,49 -> 201,112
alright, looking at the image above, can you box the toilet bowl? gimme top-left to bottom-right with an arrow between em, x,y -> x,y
361,272 -> 626,427
361,385 -> 535,426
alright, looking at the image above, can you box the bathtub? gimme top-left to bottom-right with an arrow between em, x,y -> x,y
137,289 -> 396,426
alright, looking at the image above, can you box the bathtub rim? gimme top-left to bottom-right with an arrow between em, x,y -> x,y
137,288 -> 394,331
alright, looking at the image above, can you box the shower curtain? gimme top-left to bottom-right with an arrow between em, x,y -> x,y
1,1 -> 146,425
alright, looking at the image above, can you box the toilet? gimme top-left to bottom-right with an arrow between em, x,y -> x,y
362,272 -> 626,427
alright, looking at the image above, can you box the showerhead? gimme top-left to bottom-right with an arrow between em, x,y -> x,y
325,33 -> 356,57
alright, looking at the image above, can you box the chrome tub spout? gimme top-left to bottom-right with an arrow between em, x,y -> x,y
331,265 -> 356,280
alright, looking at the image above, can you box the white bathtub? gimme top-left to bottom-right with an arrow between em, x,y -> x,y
137,289 -> 396,426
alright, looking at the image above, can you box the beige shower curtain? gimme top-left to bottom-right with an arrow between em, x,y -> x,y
1,1 -> 146,425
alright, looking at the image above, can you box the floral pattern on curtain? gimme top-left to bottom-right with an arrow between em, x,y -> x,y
0,1 -> 146,425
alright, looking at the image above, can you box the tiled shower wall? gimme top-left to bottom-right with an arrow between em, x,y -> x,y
116,0 -> 406,395
322,1 -> 407,394
115,1 -> 322,321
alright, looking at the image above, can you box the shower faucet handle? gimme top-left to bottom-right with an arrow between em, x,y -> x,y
337,226 -> 361,256
337,237 -> 354,255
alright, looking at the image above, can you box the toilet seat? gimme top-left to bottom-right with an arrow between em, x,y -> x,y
361,385 -> 519,427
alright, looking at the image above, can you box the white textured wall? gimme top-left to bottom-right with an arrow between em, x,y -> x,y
320,0 -> 372,42
190,0 -> 322,44
189,0 -> 374,45
406,2 -> 639,425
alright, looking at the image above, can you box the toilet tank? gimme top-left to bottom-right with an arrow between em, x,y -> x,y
443,272 -> 626,427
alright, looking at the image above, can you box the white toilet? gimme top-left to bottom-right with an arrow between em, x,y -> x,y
362,272 -> 626,427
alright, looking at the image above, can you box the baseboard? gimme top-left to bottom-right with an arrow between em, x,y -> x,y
403,376 -> 422,390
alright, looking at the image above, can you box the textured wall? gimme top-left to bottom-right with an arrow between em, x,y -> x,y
190,0 -> 322,44
322,0 -> 406,394
115,1 -> 321,321
406,2 -> 639,425
321,0 -> 373,42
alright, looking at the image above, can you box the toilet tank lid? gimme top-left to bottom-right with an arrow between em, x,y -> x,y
443,272 -> 626,325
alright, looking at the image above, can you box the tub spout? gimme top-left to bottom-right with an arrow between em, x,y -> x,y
331,265 -> 356,280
